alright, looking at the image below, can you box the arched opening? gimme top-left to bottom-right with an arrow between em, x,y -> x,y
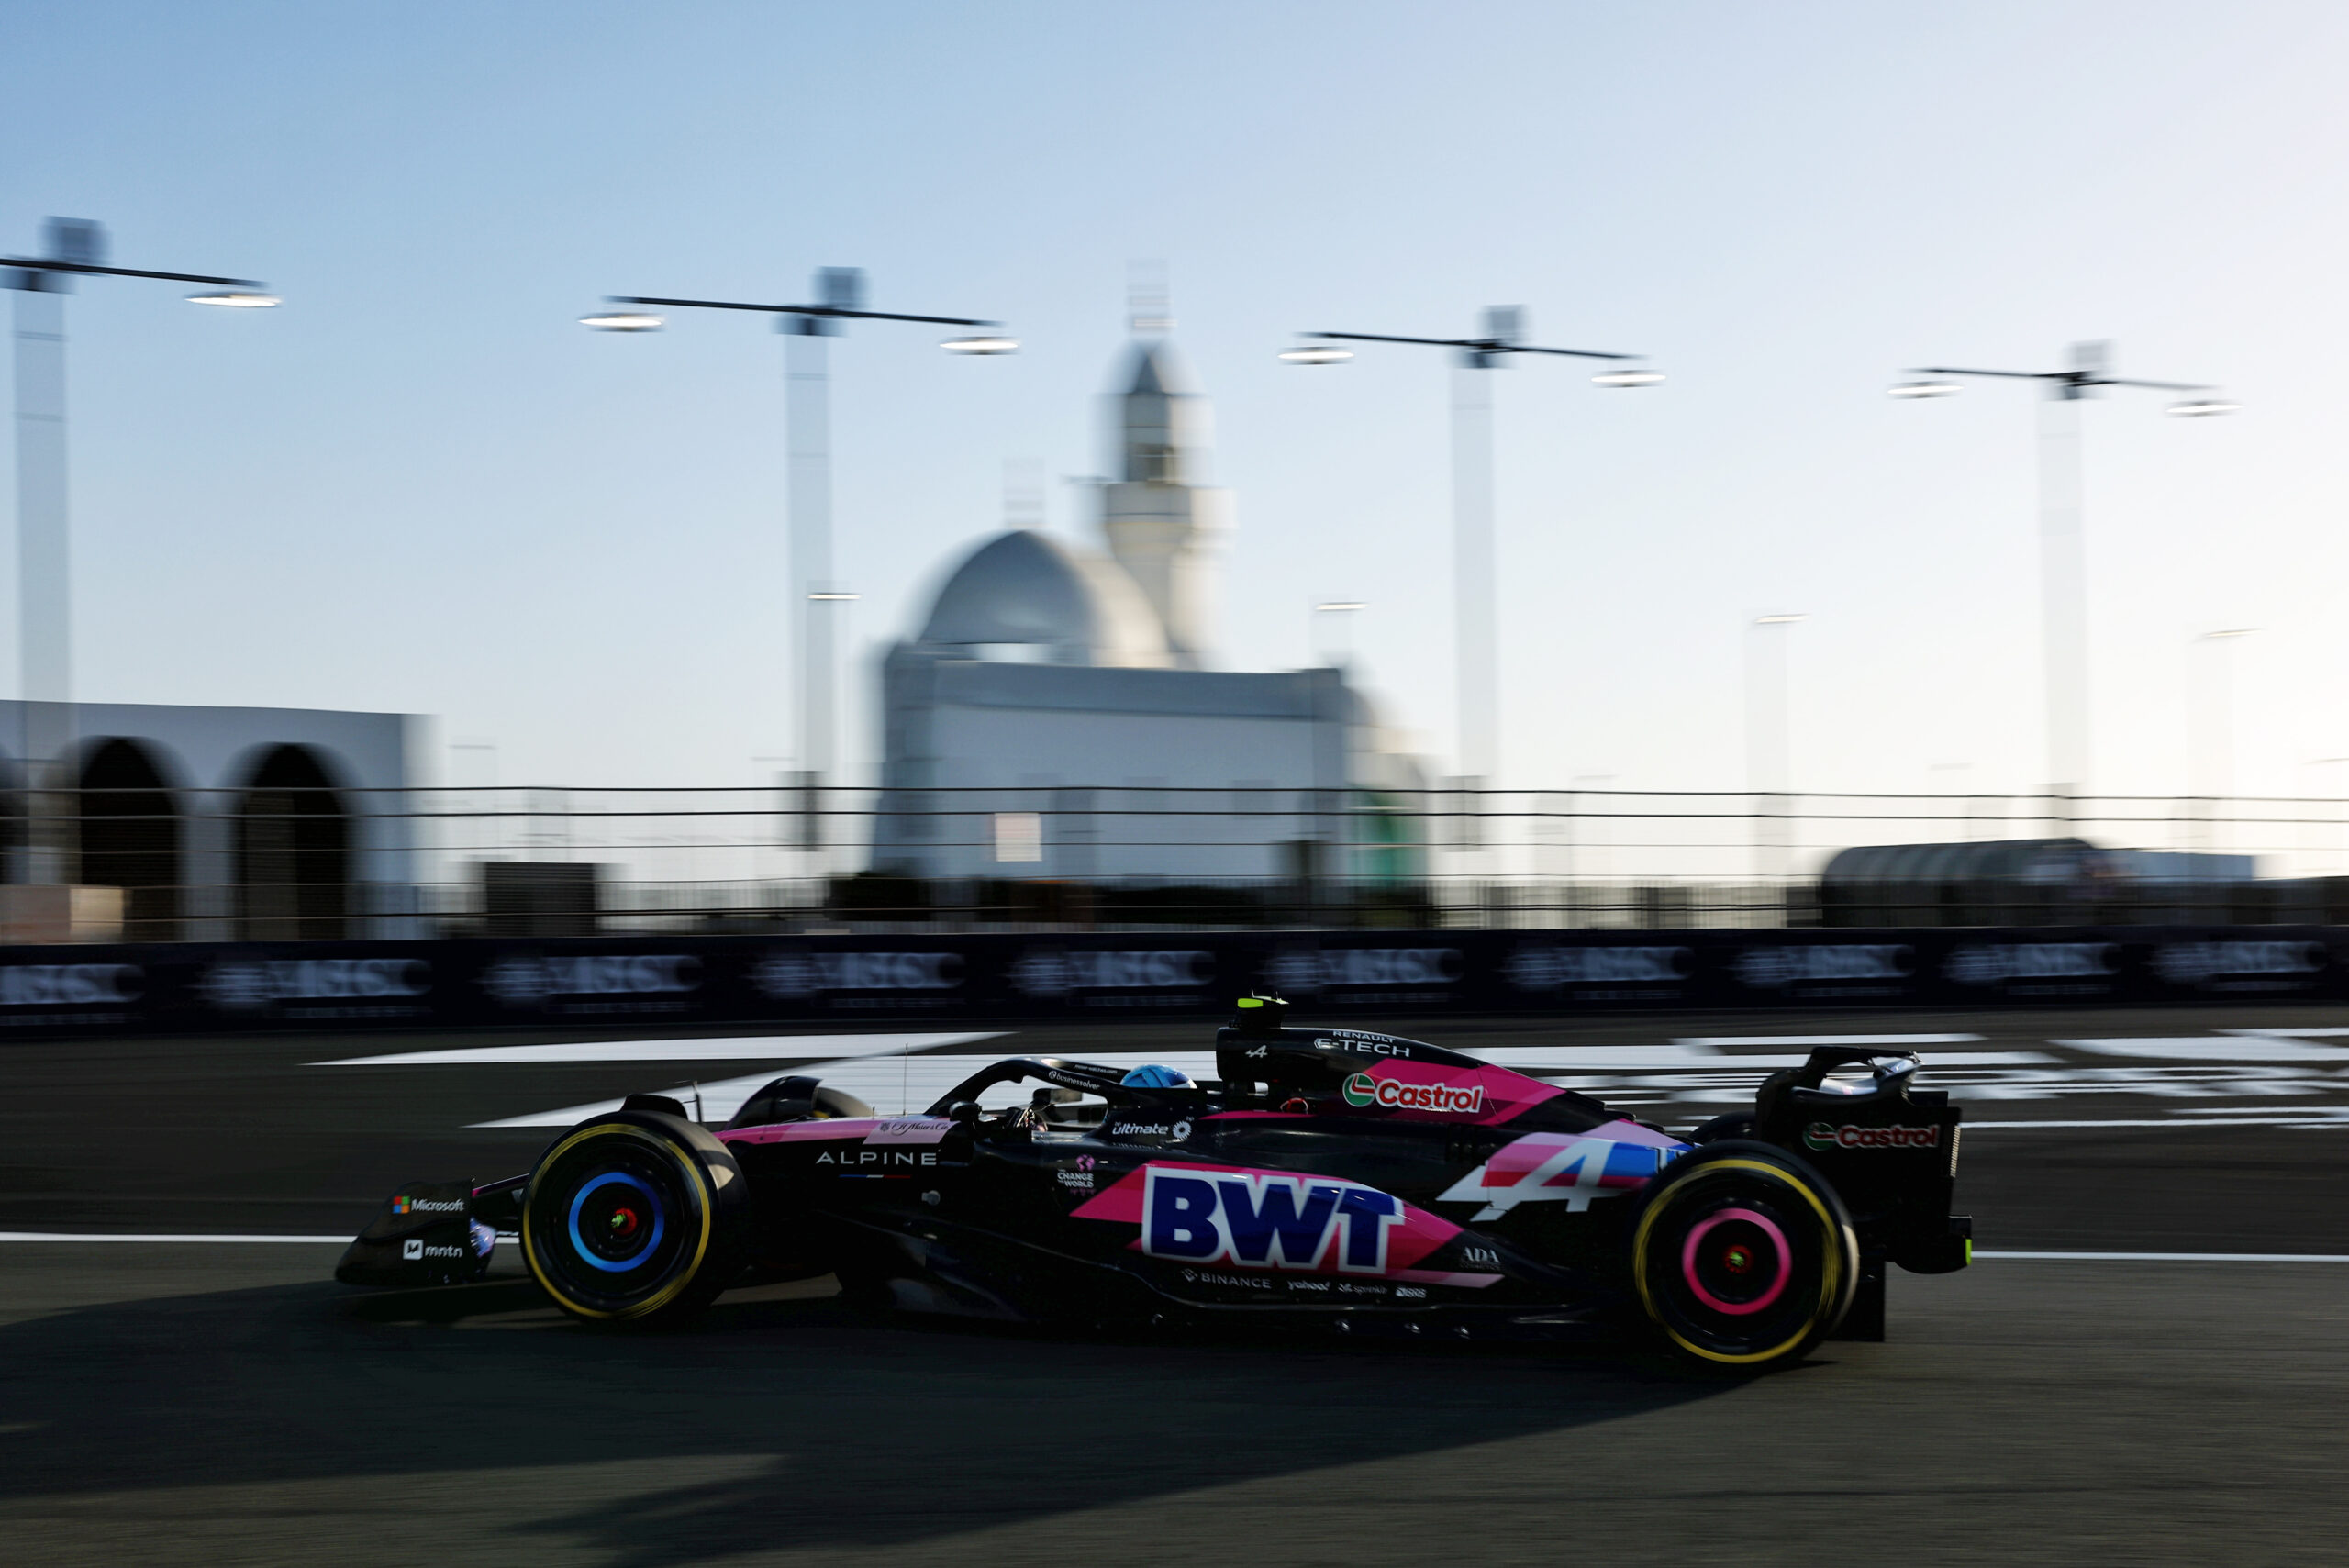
237,745 -> 351,940
0,752 -> 27,883
77,739 -> 182,940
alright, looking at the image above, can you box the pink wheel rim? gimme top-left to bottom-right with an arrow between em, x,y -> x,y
1681,1207 -> 1790,1317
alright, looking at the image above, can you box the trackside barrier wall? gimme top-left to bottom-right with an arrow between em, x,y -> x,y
0,926 -> 2339,1036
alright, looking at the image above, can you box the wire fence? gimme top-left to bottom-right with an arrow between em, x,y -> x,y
15,782 -> 2349,940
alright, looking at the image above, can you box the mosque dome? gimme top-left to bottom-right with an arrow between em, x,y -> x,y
917,529 -> 1171,668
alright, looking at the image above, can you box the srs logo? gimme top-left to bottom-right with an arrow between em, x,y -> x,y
205,958 -> 425,1012
1265,947 -> 1463,997
483,955 -> 698,1006
2154,941 -> 2326,986
1944,943 -> 2118,987
1141,1165 -> 1404,1274
1733,944 -> 1912,988
1505,945 -> 1691,991
0,964 -> 142,1007
753,951 -> 963,997
1010,948 -> 1214,997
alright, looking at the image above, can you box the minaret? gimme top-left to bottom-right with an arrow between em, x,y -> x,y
1100,333 -> 1230,669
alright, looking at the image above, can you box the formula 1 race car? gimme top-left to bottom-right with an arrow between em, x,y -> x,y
339,996 -> 1973,1369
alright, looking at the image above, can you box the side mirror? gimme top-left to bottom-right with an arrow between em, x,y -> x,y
946,1101 -> 980,1125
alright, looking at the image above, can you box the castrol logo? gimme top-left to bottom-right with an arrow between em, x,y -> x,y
1805,1121 -> 1941,1151
1341,1072 -> 1485,1115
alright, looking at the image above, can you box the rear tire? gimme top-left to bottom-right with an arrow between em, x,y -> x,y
1632,1140 -> 1857,1370
522,1110 -> 748,1326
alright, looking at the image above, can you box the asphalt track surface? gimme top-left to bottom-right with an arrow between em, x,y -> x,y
7,1004 -> 2349,1564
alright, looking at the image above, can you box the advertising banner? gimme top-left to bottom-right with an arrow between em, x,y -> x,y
0,926 -> 2339,1037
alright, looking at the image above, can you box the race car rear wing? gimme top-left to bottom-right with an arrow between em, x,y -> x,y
1754,1045 -> 1970,1277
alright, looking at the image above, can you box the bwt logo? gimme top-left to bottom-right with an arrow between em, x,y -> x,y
1505,945 -> 1690,991
1945,943 -> 2120,986
1265,948 -> 1462,995
0,963 -> 141,1007
205,959 -> 425,1012
1010,948 -> 1214,997
752,951 -> 963,998
483,955 -> 698,1006
1733,944 -> 1913,988
1141,1165 -> 1404,1274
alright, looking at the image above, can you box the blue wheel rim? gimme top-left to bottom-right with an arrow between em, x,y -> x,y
567,1171 -> 666,1272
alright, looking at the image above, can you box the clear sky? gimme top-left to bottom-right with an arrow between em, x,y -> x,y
5,1 -> 2343,804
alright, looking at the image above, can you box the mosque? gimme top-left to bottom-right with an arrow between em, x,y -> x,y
868,332 -> 1429,885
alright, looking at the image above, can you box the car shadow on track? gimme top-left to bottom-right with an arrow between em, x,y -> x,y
0,1271 -> 1752,1565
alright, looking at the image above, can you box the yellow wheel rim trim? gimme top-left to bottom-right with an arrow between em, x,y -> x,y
523,1122 -> 714,1320
1633,1156 -> 1844,1366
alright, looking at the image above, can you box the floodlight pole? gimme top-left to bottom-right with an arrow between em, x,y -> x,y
2040,393 -> 2087,813
1284,313 -> 1658,798
785,320 -> 837,796
585,273 -> 1009,856
2194,628 -> 2254,853
3,218 -> 274,885
1452,362 -> 1497,784
1746,613 -> 1805,880
1893,344 -> 2232,811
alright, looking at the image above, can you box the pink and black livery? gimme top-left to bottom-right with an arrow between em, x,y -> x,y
337,995 -> 1973,1369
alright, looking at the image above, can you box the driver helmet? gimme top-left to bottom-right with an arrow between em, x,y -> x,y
1120,1063 -> 1195,1089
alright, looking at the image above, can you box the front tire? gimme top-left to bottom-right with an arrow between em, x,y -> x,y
1632,1140 -> 1857,1369
522,1110 -> 747,1326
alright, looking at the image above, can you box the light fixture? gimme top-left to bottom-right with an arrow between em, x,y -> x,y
1591,367 -> 1664,388
1315,601 -> 1367,613
807,591 -> 861,602
2166,397 -> 2239,417
1754,613 -> 1807,625
2202,627 -> 2255,639
1888,379 -> 1959,398
941,334 -> 1019,355
580,310 -> 664,331
1278,345 -> 1353,365
185,291 -> 279,308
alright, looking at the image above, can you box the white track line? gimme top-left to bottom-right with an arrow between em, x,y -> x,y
1479,1045 -> 1731,1068
1967,1116 -> 2349,1129
1675,1034 -> 1986,1048
316,1032 -> 1001,1067
0,1232 -> 351,1243
1976,1251 -> 2349,1262
470,1066 -> 851,1128
2057,1037 -> 2349,1062
1474,1049 -> 2052,1071
473,1051 -> 1237,1126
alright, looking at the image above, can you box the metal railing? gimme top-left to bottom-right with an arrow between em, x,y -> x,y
13,783 -> 2349,939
